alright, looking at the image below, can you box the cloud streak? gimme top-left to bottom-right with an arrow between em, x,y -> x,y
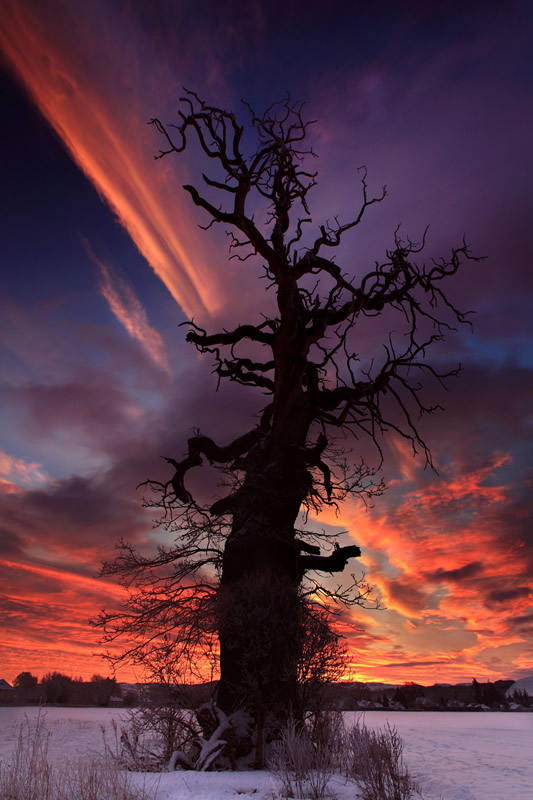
86,244 -> 171,376
0,0 -> 222,320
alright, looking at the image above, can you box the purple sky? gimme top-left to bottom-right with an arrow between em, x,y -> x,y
0,0 -> 532,685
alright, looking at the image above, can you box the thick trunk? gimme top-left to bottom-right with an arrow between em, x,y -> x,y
217,568 -> 301,717
217,297 -> 313,721
216,442 -> 310,719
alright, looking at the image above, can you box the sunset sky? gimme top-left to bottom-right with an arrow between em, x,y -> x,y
0,0 -> 532,687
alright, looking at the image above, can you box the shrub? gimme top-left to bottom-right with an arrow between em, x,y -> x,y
342,718 -> 418,800
269,718 -> 335,800
269,713 -> 420,800
102,689 -> 200,771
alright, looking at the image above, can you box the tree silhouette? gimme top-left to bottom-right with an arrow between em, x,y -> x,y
97,91 -> 477,750
13,671 -> 38,688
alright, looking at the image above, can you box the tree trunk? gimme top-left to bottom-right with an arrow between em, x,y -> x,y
216,438 -> 310,719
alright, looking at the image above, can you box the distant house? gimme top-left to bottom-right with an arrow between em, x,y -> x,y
108,695 -> 124,707
0,679 -> 15,704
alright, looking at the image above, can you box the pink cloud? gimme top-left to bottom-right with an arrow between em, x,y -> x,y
0,0 -> 225,320
0,449 -> 48,488
87,245 -> 171,376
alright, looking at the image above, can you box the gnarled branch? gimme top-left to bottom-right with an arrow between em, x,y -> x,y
300,544 -> 362,574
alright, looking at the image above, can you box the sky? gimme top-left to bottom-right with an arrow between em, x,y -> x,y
0,0 -> 532,687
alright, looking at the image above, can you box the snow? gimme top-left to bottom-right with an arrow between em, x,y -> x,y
506,676 -> 533,697
0,707 -> 531,800
346,711 -> 533,800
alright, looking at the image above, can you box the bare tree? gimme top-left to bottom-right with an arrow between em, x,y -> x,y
96,91 -> 477,752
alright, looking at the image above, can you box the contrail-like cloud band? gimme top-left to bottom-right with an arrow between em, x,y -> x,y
90,248 -> 171,376
0,0 -> 220,319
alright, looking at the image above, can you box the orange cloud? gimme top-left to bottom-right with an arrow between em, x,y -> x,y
1,559 -> 124,596
0,555 -> 220,684
0,1 -> 223,320
0,558 -> 130,682
310,447 -> 533,682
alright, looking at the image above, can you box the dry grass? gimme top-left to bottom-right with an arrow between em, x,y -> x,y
269,718 -> 336,799
269,712 -> 420,800
0,712 -> 157,800
342,718 -> 418,800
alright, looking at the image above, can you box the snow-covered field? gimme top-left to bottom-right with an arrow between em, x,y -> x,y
0,706 -> 531,800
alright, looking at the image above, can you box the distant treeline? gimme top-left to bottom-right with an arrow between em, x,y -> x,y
1,672 -> 530,711
0,671 -> 136,707
0,671 -> 213,708
324,678 -> 531,711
